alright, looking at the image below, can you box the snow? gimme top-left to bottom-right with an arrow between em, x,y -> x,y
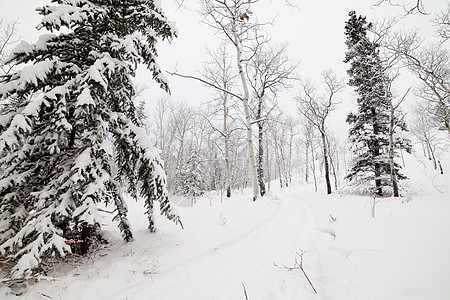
1,150 -> 449,299
21,98 -> 45,117
0,113 -> 32,152
19,60 -> 54,86
6,41 -> 33,61
76,86 -> 96,108
111,34 -> 140,58
86,62 -> 108,90
7,35 -> 56,61
37,5 -> 87,30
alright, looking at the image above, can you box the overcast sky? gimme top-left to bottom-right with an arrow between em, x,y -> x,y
1,0 -> 448,140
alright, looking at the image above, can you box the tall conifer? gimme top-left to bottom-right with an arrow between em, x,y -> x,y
0,0 -> 182,278
344,11 -> 409,195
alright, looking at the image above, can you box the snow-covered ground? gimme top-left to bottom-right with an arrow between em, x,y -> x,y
1,149 -> 449,300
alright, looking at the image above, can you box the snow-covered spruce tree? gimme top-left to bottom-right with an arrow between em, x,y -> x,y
184,151 -> 207,199
174,151 -> 206,201
0,0 -> 182,278
344,11 -> 409,196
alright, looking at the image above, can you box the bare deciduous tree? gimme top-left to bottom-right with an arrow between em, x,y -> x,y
383,74 -> 410,197
433,4 -> 450,43
325,133 -> 340,191
247,40 -> 298,196
296,70 -> 343,194
199,0 -> 267,201
368,21 -> 413,197
0,18 -> 20,76
202,42 -> 238,197
299,118 -> 315,186
411,101 -> 446,173
268,113 -> 298,189
385,30 -> 450,134
170,101 -> 196,171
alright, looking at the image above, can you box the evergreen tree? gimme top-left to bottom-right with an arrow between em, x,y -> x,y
184,151 -> 207,199
344,11 -> 409,196
0,0 -> 182,278
174,151 -> 206,201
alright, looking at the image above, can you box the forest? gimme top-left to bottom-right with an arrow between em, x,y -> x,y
0,0 -> 449,299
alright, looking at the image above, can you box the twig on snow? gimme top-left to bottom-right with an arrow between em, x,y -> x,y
242,282 -> 249,300
274,250 -> 317,294
432,174 -> 444,194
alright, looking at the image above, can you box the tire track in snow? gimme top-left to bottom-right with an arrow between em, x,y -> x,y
108,194 -> 317,300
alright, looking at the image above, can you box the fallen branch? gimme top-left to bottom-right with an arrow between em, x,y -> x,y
346,248 -> 385,258
432,174 -> 444,194
39,292 -> 52,299
274,250 -> 317,294
242,282 -> 249,300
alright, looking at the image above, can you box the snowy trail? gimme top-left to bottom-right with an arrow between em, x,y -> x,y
2,149 -> 450,300
108,194 -> 318,300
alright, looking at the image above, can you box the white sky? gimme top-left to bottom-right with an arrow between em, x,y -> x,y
0,0 -> 448,140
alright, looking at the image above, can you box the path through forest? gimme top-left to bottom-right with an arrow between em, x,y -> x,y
109,192 -> 319,300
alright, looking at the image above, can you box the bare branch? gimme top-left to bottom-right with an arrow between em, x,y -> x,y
242,283 -> 249,300
0,18 -> 20,76
432,4 -> 450,43
166,69 -> 244,101
372,0 -> 428,15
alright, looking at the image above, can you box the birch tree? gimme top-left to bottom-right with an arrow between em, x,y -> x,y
296,70 -> 343,194
199,0 -> 262,200
411,101 -> 446,173
247,41 -> 297,196
201,42 -> 238,197
385,30 -> 450,134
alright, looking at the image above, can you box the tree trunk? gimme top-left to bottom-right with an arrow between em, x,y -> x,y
288,131 -> 294,186
329,151 -> 338,191
257,122 -> 266,196
372,108 -> 383,196
223,93 -> 232,198
400,147 -> 405,167
311,142 -> 318,192
305,141 -> 309,183
176,133 -> 185,171
426,82 -> 450,134
388,100 -> 399,197
256,96 -> 266,197
233,22 -> 259,201
278,164 -> 283,188
266,135 -> 271,192
274,141 -> 283,187
425,135 -> 432,161
320,128 -> 332,194
80,225 -> 92,255
326,136 -> 338,190
279,144 -> 288,187
426,139 -> 438,169
343,146 -> 348,179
